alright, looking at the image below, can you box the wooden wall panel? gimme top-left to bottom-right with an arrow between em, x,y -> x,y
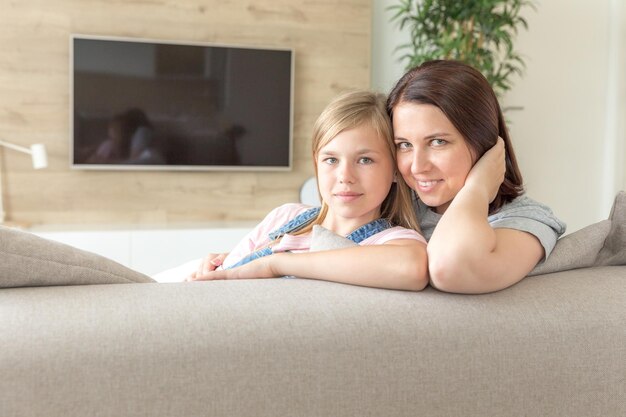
0,0 -> 371,226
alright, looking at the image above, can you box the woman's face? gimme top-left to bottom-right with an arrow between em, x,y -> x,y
392,102 -> 475,214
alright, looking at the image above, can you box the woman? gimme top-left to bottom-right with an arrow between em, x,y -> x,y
387,60 -> 565,293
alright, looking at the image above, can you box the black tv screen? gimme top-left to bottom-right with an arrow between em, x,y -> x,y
71,35 -> 293,170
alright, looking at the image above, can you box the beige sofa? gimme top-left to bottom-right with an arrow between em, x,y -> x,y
1,192 -> 624,416
0,266 -> 624,417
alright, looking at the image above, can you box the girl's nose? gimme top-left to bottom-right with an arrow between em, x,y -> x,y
338,163 -> 356,184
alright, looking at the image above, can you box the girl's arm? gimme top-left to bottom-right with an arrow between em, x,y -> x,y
192,239 -> 429,291
427,139 -> 544,294
192,252 -> 228,278
189,204 -> 311,279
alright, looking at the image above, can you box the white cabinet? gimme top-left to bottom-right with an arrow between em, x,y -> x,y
31,224 -> 254,276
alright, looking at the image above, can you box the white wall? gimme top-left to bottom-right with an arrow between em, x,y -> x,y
371,0 -> 410,94
371,0 -> 626,233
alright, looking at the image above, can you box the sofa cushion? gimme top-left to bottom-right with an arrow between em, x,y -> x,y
594,190 -> 626,267
529,190 -> 625,276
527,220 -> 611,276
0,226 -> 155,288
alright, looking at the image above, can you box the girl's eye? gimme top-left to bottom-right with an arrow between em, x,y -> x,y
396,141 -> 412,150
358,157 -> 373,164
323,157 -> 337,165
430,138 -> 447,147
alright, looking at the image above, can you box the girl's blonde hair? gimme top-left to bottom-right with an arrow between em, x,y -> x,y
297,90 -> 421,236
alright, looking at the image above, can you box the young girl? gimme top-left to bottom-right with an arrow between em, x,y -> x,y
187,90 -> 428,291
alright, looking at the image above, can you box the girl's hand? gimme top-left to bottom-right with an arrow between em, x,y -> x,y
464,137 -> 506,203
190,255 -> 282,281
185,252 -> 228,281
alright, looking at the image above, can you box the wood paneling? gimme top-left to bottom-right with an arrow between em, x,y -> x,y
0,0 -> 371,226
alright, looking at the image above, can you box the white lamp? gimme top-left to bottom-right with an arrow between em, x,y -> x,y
299,176 -> 321,206
0,140 -> 48,224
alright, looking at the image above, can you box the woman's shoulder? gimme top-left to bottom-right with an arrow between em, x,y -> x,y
489,195 -> 567,257
492,196 -> 563,222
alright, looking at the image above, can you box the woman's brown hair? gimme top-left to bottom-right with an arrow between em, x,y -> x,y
386,60 -> 524,213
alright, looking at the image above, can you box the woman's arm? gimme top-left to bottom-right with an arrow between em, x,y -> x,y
427,139 -> 544,294
191,239 -> 429,291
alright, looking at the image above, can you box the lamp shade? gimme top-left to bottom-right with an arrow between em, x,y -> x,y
299,177 -> 321,206
30,144 -> 48,169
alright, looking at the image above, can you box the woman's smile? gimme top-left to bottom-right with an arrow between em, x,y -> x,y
415,179 -> 443,192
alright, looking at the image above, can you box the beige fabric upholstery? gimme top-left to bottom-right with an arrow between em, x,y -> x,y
0,226 -> 154,288
595,190 -> 626,266
1,266 -> 625,416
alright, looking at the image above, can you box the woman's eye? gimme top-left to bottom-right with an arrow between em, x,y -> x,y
358,157 -> 373,164
430,138 -> 447,146
323,157 -> 337,165
396,141 -> 412,150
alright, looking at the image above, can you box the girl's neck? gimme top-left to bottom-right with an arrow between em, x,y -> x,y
320,210 -> 381,237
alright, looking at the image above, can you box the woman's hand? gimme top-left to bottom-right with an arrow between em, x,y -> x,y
190,255 -> 281,281
464,137 -> 506,204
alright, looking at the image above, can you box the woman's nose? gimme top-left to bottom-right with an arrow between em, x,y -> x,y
411,149 -> 431,174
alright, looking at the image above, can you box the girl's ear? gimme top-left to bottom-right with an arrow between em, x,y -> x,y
393,172 -> 398,183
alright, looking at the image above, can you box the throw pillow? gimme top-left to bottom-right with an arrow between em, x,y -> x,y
0,226 -> 155,288
527,220 -> 611,276
309,225 -> 357,252
529,190 -> 625,276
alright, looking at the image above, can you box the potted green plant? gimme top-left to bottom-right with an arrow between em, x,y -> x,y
389,0 -> 535,98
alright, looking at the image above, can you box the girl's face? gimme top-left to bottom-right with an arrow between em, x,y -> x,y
316,123 -> 394,234
392,102 -> 475,214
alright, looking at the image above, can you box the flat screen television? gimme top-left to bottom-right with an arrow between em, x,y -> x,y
71,35 -> 294,171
